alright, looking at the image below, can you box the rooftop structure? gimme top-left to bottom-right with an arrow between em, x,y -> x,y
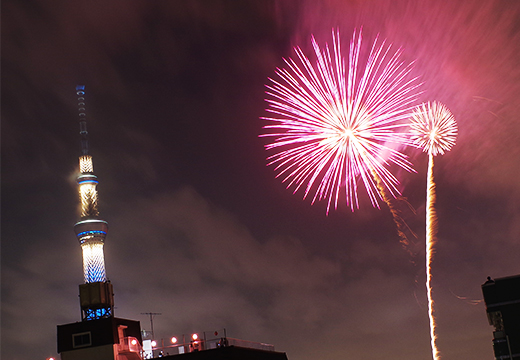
482,274 -> 520,360
140,330 -> 280,359
152,345 -> 288,360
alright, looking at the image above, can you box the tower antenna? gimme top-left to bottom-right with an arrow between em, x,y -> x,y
76,85 -> 89,155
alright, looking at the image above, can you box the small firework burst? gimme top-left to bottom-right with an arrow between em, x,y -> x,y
410,102 -> 458,156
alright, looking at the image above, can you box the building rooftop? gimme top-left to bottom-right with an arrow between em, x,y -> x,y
152,345 -> 288,360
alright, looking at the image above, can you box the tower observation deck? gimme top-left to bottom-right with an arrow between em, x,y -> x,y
74,85 -> 114,321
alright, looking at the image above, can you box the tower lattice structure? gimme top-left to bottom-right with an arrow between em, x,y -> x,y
74,85 -> 114,321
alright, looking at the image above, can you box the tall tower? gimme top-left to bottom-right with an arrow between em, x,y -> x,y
73,85 -> 114,321
57,86 -> 142,360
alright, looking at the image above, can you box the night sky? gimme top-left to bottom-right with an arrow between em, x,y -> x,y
3,1 -> 520,359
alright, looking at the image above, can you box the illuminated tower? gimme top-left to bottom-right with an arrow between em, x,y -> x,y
57,86 -> 142,360
74,85 -> 114,321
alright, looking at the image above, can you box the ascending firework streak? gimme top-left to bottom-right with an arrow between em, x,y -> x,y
410,102 -> 457,360
262,29 -> 422,213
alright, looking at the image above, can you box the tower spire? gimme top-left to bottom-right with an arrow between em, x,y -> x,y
77,85 -> 89,155
73,85 -> 114,321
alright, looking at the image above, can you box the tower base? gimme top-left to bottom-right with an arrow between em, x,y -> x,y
57,317 -> 142,360
79,281 -> 114,321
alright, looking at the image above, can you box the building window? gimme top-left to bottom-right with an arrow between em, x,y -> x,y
73,332 -> 92,348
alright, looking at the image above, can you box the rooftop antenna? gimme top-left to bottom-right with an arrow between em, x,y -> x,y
141,312 -> 162,340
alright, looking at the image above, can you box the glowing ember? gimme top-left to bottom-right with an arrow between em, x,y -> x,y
410,101 -> 457,360
262,29 -> 422,213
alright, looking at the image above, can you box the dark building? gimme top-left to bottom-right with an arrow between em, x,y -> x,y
156,346 -> 288,360
482,274 -> 520,360
57,317 -> 142,360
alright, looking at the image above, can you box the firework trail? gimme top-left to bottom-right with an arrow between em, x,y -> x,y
449,290 -> 483,306
372,170 -> 418,250
262,29 -> 422,214
410,101 -> 457,360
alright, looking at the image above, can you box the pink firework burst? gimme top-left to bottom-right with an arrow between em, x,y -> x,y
261,29 -> 422,213
410,102 -> 458,156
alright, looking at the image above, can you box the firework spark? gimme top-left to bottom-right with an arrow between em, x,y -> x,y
261,29 -> 422,213
410,101 -> 457,360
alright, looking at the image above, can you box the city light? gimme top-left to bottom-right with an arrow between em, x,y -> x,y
171,336 -> 178,344
192,333 -> 198,341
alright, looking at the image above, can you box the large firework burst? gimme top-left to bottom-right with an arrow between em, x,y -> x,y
262,29 -> 422,213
